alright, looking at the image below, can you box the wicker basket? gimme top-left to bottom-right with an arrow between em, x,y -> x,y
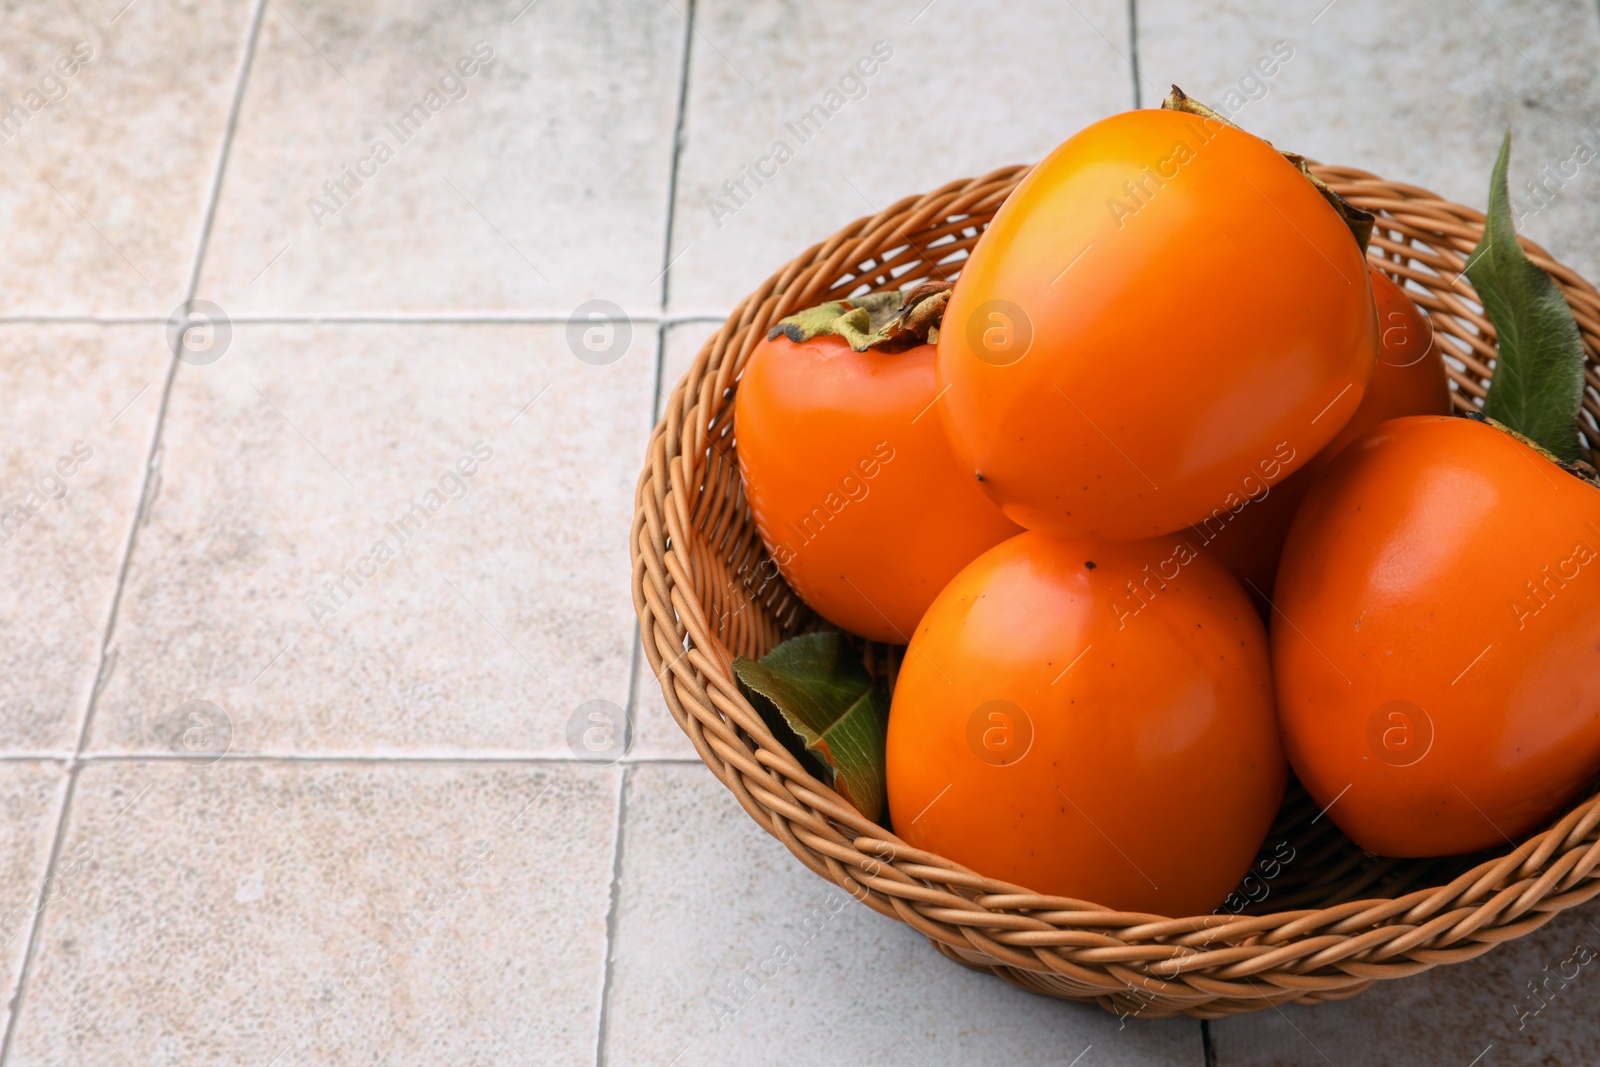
630,161 -> 1600,1019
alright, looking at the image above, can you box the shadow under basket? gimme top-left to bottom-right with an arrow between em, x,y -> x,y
630,162 -> 1600,1019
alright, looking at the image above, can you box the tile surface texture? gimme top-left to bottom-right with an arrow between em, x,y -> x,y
604,764 -> 1206,1067
0,0 -> 255,316
84,323 -> 655,758
197,0 -> 686,318
6,761 -> 618,1066
0,765 -> 70,1045
0,327 -> 172,752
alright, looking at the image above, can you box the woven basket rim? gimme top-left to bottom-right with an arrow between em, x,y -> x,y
630,158 -> 1600,1018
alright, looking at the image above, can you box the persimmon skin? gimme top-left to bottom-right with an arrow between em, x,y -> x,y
1203,266 -> 1452,598
736,334 -> 1020,643
1274,416 -> 1600,857
885,530 -> 1285,916
937,108 -> 1378,540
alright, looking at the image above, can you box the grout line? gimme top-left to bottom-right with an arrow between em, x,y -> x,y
55,752 -> 709,766
225,312 -> 735,325
1127,0 -> 1143,109
0,2 -> 269,1061
621,756 -> 721,769
182,0 -> 269,301
625,622 -> 644,760
0,323 -> 174,1063
0,770 -> 68,1055
72,0 -> 272,768
0,312 -> 734,327
593,764 -> 630,1067
594,9 -> 695,1066
0,315 -> 169,325
652,320 -> 671,422
1201,1018 -> 1216,1067
655,0 -> 697,314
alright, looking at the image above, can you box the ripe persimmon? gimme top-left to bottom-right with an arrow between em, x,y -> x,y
1273,415 -> 1600,856
736,300 -> 1020,644
936,101 -> 1378,540
885,530 -> 1285,915
1200,265 -> 1452,598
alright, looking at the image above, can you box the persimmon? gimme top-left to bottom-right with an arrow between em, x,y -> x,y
936,93 -> 1378,540
1200,265 -> 1452,598
1273,416 -> 1600,856
736,292 -> 1020,644
885,530 -> 1285,915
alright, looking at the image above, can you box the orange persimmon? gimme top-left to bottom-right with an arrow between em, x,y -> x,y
886,530 -> 1285,915
736,329 -> 1019,643
936,106 -> 1378,540
1274,415 -> 1600,856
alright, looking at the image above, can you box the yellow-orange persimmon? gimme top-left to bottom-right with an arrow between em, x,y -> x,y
936,108 -> 1378,540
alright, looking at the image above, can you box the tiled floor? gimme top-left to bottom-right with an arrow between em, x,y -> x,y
2,0 -> 1599,1063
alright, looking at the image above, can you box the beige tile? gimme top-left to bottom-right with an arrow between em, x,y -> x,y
665,0 -> 1136,314
7,759 -> 618,1066
0,0 -> 254,315
197,0 -> 684,317
1137,0 -> 1600,281
0,764 -> 70,1041
1210,896 -> 1600,1066
0,326 -> 172,752
604,764 -> 1205,1066
84,323 -> 654,757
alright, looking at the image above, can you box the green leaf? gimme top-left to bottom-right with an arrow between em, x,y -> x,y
733,632 -> 889,823
1470,130 -> 1587,463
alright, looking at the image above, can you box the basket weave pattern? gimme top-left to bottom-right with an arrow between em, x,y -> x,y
630,162 -> 1600,1018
